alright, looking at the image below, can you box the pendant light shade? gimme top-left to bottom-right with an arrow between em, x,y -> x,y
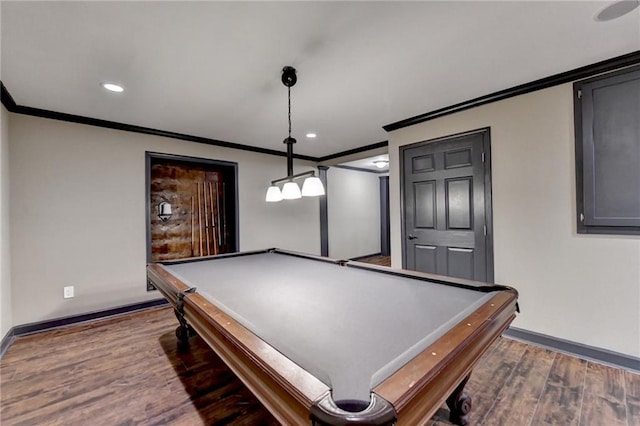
282,182 -> 302,199
301,176 -> 325,197
265,185 -> 283,202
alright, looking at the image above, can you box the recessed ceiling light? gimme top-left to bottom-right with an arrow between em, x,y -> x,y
596,0 -> 639,21
101,82 -> 124,93
306,133 -> 317,139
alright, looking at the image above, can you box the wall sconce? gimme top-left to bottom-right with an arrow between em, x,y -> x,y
158,201 -> 172,222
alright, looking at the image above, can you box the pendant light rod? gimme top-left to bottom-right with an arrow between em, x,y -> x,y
282,66 -> 297,177
285,137 -> 295,177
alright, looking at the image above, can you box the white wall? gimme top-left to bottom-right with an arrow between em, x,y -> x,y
0,106 -> 11,337
389,84 -> 640,358
9,114 -> 320,326
327,167 -> 380,260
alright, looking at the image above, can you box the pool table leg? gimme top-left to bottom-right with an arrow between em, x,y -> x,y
173,308 -> 195,344
173,288 -> 197,345
446,374 -> 472,426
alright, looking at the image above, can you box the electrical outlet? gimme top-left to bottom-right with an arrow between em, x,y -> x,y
63,286 -> 74,299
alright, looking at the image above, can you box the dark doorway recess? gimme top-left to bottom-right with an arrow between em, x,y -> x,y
401,128 -> 494,283
146,152 -> 239,288
380,176 -> 390,256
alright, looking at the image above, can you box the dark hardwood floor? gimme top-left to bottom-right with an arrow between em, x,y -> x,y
1,306 -> 638,425
355,255 -> 391,267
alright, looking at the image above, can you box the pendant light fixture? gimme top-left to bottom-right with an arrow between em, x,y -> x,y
265,67 -> 325,202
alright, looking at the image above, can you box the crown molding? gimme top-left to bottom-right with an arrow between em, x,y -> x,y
383,50 -> 640,132
2,82 -> 387,162
1,82 -> 17,110
317,141 -> 388,162
1,85 -> 320,161
8,51 -> 638,161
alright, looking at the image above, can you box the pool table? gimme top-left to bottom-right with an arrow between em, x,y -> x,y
147,248 -> 518,426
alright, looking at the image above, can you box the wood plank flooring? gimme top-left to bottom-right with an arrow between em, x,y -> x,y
1,306 -> 638,425
354,255 -> 391,267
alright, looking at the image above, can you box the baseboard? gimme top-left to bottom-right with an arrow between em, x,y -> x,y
0,328 -> 16,359
350,252 -> 383,261
504,327 -> 640,373
0,298 -> 169,359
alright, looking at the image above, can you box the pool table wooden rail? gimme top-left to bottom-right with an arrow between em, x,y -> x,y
148,263 -> 329,425
374,290 -> 517,425
147,255 -> 518,426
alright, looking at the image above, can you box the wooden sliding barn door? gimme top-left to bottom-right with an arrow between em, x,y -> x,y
402,129 -> 493,282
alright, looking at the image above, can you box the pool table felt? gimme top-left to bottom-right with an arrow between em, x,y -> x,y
163,252 -> 496,404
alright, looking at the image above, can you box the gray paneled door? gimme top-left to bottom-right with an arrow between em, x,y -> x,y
402,130 -> 492,282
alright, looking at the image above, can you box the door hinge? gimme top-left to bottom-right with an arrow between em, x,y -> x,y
483,225 -> 487,236
481,152 -> 485,163
580,212 -> 584,222
577,89 -> 582,99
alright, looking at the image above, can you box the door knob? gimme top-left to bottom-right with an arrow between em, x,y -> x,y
408,235 -> 418,240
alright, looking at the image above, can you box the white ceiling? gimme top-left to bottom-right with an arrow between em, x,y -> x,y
1,1 -> 639,158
